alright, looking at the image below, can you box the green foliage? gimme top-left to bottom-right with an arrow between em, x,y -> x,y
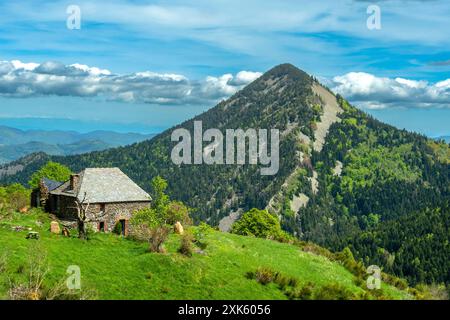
132,176 -> 191,229
113,221 -> 123,235
348,206 -> 450,286
303,97 -> 450,286
166,201 -> 192,225
247,266 -> 392,300
131,177 -> 188,254
148,226 -> 170,253
232,208 -> 284,240
150,176 -> 170,217
340,143 -> 420,193
427,140 -> 450,164
178,232 -> 194,257
28,161 -> 71,189
312,283 -> 357,300
194,222 -> 212,249
335,247 -> 366,279
412,283 -> 449,300
254,267 -> 277,285
0,184 -> 30,213
131,207 -> 161,229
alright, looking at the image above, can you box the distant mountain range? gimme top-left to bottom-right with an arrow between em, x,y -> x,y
0,126 -> 155,164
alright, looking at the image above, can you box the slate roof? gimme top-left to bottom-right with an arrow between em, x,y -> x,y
42,178 -> 64,191
50,168 -> 151,204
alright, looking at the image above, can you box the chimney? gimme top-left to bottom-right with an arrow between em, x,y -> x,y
70,174 -> 80,190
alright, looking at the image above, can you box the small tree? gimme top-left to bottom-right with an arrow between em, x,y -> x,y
130,176 -> 191,253
166,201 -> 192,225
148,226 -> 170,253
74,193 -> 90,240
137,176 -> 192,226
231,208 -> 284,239
194,222 -> 212,250
151,176 -> 170,219
178,232 -> 194,257
28,162 -> 72,189
73,193 -> 106,240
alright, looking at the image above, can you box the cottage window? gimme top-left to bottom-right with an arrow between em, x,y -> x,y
100,204 -> 106,212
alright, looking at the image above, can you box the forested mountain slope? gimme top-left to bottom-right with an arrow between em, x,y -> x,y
0,64 -> 448,286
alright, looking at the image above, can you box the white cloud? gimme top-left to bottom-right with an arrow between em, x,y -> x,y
0,59 -> 260,105
70,63 -> 111,76
229,71 -> 263,86
10,60 -> 39,71
330,72 -> 450,109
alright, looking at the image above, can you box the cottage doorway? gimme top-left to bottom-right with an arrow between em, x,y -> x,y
119,219 -> 126,236
98,221 -> 105,232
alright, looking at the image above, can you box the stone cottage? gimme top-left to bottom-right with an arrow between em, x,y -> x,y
33,168 -> 152,235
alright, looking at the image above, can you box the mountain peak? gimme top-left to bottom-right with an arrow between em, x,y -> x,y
263,63 -> 311,81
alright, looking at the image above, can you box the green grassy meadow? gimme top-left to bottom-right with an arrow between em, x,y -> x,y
0,210 -> 411,300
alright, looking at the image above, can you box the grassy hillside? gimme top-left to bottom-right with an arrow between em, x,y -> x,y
0,210 -> 411,300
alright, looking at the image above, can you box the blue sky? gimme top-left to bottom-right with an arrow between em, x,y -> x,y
0,0 -> 449,136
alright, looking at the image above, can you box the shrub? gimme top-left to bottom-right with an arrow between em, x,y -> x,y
113,221 -> 123,235
299,241 -> 335,260
0,184 -> 31,213
413,283 -> 449,300
166,201 -> 192,225
273,273 -> 290,289
128,224 -> 152,242
231,208 -> 284,239
254,267 -> 276,285
131,176 -> 191,228
335,247 -> 366,278
286,282 -> 315,300
313,283 -> 356,300
382,272 -> 408,290
6,247 -> 95,300
194,222 -> 212,250
148,226 -> 170,253
178,232 -> 194,257
249,267 -> 299,290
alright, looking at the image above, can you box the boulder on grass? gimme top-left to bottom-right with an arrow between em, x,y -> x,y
50,221 -> 60,234
174,221 -> 184,235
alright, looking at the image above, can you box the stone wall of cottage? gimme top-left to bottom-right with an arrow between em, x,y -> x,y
86,201 -> 151,234
52,194 -> 150,235
55,195 -> 79,219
